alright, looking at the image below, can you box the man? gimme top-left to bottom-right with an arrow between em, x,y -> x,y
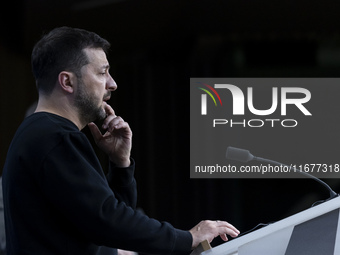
2,27 -> 239,255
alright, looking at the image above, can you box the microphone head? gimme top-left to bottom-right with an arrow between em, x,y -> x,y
226,146 -> 254,162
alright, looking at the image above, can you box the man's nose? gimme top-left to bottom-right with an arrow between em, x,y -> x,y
107,74 -> 117,91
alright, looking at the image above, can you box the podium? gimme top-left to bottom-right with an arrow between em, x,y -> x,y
192,196 -> 340,255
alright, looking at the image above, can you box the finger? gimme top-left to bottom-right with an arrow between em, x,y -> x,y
106,116 -> 125,132
220,233 -> 228,242
102,103 -> 117,129
109,122 -> 132,139
216,221 -> 240,235
102,114 -> 117,129
104,102 -> 115,116
214,221 -> 240,239
219,226 -> 239,238
113,119 -> 129,130
88,122 -> 103,142
106,117 -> 131,134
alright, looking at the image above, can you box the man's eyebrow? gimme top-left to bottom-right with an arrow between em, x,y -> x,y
102,65 -> 110,70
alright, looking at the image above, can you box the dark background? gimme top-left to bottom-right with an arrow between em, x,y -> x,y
1,0 -> 340,248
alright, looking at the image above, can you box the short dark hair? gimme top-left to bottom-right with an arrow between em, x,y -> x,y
31,27 -> 110,95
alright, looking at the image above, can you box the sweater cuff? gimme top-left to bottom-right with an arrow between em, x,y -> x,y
107,158 -> 135,187
172,229 -> 193,254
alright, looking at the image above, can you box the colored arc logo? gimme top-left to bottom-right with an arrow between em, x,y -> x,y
197,82 -> 223,106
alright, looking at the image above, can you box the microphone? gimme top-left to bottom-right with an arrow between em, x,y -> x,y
226,146 -> 338,199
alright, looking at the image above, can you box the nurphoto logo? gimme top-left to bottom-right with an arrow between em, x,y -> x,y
196,81 -> 312,128
190,78 -> 340,179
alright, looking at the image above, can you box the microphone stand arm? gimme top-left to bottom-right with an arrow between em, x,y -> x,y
254,156 -> 338,199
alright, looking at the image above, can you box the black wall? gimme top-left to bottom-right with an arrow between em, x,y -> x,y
1,0 -> 340,243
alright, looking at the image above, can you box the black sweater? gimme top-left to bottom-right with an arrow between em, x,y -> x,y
3,112 -> 192,255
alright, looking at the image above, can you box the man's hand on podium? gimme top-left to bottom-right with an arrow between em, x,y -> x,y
189,220 -> 240,249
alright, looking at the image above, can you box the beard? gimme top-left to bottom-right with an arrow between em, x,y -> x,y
74,80 -> 108,124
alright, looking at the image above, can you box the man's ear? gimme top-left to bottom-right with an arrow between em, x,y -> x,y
58,71 -> 76,94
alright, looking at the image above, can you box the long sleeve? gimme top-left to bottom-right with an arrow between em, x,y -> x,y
3,113 -> 192,255
106,159 -> 137,209
39,132 -> 192,254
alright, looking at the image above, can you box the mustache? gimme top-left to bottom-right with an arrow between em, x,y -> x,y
103,92 -> 111,100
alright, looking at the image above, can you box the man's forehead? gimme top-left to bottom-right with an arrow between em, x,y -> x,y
83,48 -> 109,66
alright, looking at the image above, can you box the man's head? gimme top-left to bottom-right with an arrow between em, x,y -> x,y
32,27 -> 117,127
31,26 -> 110,95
